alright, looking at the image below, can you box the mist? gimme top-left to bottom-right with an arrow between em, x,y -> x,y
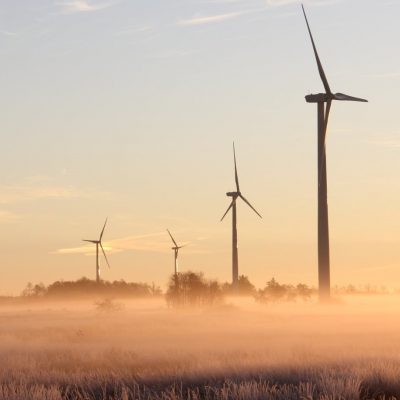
1,295 -> 400,399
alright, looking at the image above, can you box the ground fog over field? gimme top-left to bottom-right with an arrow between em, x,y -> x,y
1,296 -> 400,399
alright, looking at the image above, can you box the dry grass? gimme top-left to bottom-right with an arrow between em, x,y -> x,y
1,296 -> 400,399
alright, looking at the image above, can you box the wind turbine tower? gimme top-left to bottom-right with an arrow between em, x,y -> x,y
167,229 -> 185,277
221,143 -> 262,287
302,5 -> 367,300
82,218 -> 111,283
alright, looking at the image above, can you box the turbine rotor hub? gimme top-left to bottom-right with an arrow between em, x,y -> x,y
305,93 -> 332,103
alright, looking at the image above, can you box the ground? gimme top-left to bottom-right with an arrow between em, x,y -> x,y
1,296 -> 400,399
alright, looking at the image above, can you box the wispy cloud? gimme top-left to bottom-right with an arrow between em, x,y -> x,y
54,231 -> 208,256
0,176 -> 106,205
266,0 -> 343,6
0,30 -> 18,37
367,137 -> 400,148
178,10 -> 250,26
178,0 -> 337,27
55,244 -> 118,256
114,25 -> 153,37
0,210 -> 20,223
200,0 -> 248,3
58,0 -> 119,15
146,49 -> 201,60
55,231 -> 170,255
365,71 -> 400,80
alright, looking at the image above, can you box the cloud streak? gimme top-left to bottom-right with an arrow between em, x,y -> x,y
0,177 -> 106,205
0,210 -> 20,223
55,231 -> 208,256
178,10 -> 250,26
178,0 -> 338,28
0,31 -> 18,37
58,0 -> 119,14
266,0 -> 343,6
365,71 -> 400,80
55,232 -> 168,256
368,138 -> 400,148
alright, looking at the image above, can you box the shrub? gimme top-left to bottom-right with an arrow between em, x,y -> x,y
255,278 -> 314,303
166,271 -> 223,308
222,275 -> 256,296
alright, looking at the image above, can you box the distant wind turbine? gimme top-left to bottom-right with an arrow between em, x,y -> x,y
82,218 -> 111,283
167,229 -> 185,277
221,143 -> 262,287
302,5 -> 367,300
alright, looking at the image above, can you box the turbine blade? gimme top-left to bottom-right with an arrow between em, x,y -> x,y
239,194 -> 262,218
100,243 -> 111,269
302,4 -> 331,95
233,142 -> 240,192
167,229 -> 178,247
333,93 -> 368,102
220,200 -> 235,222
99,217 -> 108,241
82,239 -> 97,243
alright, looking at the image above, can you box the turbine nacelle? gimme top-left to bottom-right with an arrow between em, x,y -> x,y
83,239 -> 100,244
305,93 -> 368,104
226,191 -> 239,197
172,246 -> 184,251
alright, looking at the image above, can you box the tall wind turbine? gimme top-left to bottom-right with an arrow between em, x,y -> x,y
167,229 -> 185,277
221,143 -> 262,287
82,218 -> 111,283
302,5 -> 367,300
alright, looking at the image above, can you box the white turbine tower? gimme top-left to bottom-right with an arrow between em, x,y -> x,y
83,218 -> 111,283
167,229 -> 185,277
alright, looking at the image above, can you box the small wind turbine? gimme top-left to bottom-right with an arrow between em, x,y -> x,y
82,218 -> 111,283
302,5 -> 367,300
167,229 -> 185,276
221,143 -> 262,287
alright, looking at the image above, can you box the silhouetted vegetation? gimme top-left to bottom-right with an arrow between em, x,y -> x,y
21,278 -> 162,300
333,284 -> 389,295
255,278 -> 315,303
166,271 -> 223,308
95,298 -> 124,312
15,278 -> 396,306
222,275 -> 256,296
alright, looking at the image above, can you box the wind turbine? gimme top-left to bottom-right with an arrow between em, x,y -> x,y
167,229 -> 185,277
82,218 -> 111,283
302,5 -> 367,300
221,143 -> 262,287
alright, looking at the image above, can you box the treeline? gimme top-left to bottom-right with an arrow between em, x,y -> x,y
165,273 -> 315,307
18,274 -> 391,305
21,278 -> 162,299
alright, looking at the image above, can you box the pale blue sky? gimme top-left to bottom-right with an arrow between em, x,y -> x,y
1,0 -> 400,294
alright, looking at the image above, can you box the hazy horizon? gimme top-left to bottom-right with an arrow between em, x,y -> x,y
1,0 -> 400,294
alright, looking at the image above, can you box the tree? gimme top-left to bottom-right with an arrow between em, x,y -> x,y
21,282 -> 46,297
166,271 -> 223,308
222,275 -> 256,296
255,278 -> 314,303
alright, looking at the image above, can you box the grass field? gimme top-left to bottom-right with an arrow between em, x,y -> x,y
1,296 -> 400,399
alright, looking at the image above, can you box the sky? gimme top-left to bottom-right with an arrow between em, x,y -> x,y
1,0 -> 400,294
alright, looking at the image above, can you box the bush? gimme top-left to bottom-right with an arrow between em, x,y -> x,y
255,278 -> 314,303
166,271 -> 223,308
222,275 -> 256,296
21,278 -> 162,300
94,298 -> 124,312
